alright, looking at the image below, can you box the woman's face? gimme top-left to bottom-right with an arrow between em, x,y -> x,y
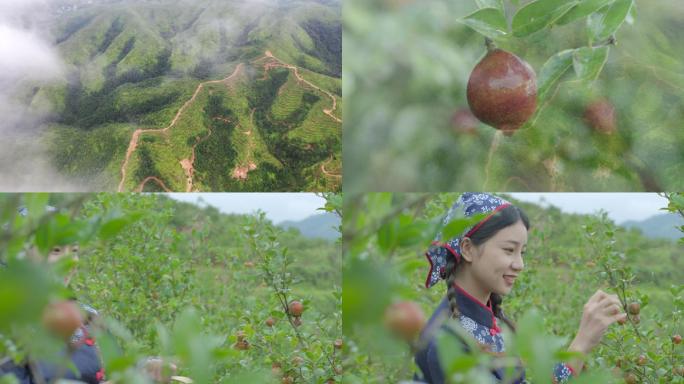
467,220 -> 527,296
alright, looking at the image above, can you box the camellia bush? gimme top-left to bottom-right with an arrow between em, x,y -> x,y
0,193 -> 341,384
344,0 -> 684,192
341,193 -> 683,383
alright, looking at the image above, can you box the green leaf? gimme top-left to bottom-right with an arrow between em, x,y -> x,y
377,220 -> 398,253
512,0 -> 579,37
475,0 -> 503,10
572,46 -> 610,81
587,0 -> 633,42
460,8 -> 508,39
537,49 -> 575,101
556,0 -> 615,25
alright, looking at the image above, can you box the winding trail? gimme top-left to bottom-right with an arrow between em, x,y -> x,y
118,51 -> 341,191
118,63 -> 244,192
135,176 -> 172,192
262,51 -> 341,123
320,155 -> 341,178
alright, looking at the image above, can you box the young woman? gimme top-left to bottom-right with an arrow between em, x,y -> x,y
414,193 -> 626,383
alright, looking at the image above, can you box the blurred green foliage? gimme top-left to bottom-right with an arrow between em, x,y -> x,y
343,0 -> 684,191
1,193 -> 341,383
342,193 -> 683,383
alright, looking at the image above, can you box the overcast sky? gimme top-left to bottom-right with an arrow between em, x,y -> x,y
167,193 -> 326,223
508,193 -> 670,223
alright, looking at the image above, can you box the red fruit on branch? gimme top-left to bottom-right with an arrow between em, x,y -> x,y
233,340 -> 250,350
623,372 -> 637,384
672,334 -> 682,344
266,317 -> 276,327
288,301 -> 304,317
628,302 -> 640,315
383,301 -> 426,342
467,48 -> 537,136
42,301 -> 83,340
636,355 -> 647,366
584,99 -> 616,134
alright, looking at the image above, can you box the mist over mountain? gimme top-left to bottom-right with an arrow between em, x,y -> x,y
0,0 -> 341,191
621,213 -> 684,241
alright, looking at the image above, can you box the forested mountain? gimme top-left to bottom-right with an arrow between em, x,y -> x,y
23,0 -> 341,191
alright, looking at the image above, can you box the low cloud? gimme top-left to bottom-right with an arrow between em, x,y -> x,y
0,0 -> 78,191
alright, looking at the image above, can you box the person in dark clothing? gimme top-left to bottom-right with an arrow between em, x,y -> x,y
414,193 -> 627,384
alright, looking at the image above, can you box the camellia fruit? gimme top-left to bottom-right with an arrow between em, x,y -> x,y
42,300 -> 83,340
628,302 -> 640,315
334,339 -> 343,349
584,99 -> 616,134
623,372 -> 637,384
672,334 -> 682,344
288,300 -> 304,317
636,355 -> 647,366
266,317 -> 276,327
383,301 -> 426,342
467,48 -> 537,136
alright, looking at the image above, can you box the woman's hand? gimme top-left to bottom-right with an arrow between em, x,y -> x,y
570,289 -> 627,354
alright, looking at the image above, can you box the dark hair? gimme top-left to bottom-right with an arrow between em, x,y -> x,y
445,204 -> 529,333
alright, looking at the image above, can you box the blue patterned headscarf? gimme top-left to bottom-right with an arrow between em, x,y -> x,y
424,193 -> 511,288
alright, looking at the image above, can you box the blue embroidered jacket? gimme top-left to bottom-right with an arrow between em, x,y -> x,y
414,285 -> 574,384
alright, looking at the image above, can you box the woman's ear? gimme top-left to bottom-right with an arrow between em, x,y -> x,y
460,237 -> 476,262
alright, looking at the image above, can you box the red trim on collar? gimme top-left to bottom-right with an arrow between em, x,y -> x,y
453,283 -> 493,314
453,283 -> 501,335
464,203 -> 511,238
423,247 -> 436,288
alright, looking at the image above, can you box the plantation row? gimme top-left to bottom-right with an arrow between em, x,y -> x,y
0,193 -> 342,384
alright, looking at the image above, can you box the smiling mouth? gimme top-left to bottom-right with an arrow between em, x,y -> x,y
503,275 -> 517,284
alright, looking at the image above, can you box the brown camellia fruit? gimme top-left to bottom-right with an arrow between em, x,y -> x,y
636,355 -> 647,366
467,48 -> 537,136
628,302 -> 640,315
383,301 -> 426,342
266,317 -> 276,327
617,315 -> 627,325
292,356 -> 304,366
288,301 -> 304,317
623,372 -> 637,384
233,340 -> 250,350
334,339 -> 343,349
672,334 -> 682,344
584,99 -> 616,134
42,300 -> 83,340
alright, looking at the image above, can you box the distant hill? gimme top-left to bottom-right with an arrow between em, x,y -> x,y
621,213 -> 684,240
279,212 -> 339,240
